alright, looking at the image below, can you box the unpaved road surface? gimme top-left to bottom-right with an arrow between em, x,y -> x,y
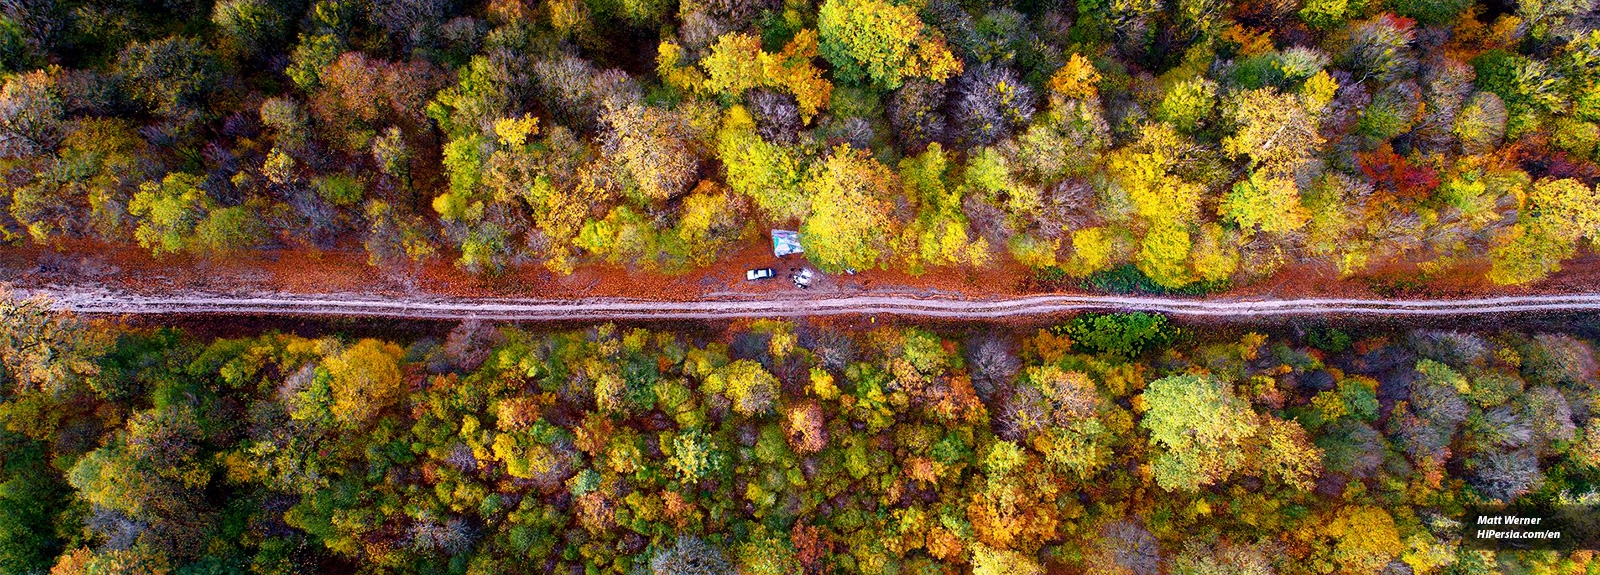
14,286 -> 1600,320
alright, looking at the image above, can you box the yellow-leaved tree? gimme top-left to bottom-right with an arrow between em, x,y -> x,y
1323,506 -> 1404,573
697,31 -> 834,123
896,143 -> 991,272
1220,170 -> 1310,237
717,106 -> 809,221
1489,178 -> 1600,284
817,0 -> 961,89
324,339 -> 405,426
799,146 -> 899,272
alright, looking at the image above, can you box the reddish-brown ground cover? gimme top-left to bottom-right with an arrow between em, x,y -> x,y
3,238 -> 1597,302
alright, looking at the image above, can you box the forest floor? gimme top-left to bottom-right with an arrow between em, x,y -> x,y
2,239 -> 1598,315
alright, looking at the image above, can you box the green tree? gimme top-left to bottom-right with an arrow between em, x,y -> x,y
1155,78 -> 1216,133
817,0 -> 962,89
1472,50 -> 1562,138
363,200 -> 436,267
0,437 -> 68,573
1455,91 -> 1508,154
1322,506 -> 1403,573
1137,222 -> 1194,289
666,429 -> 723,483
1140,374 -> 1259,492
1056,312 -> 1176,358
1488,178 -> 1600,284
1400,0 -> 1472,24
1356,82 -> 1422,146
259,97 -> 309,150
718,106 -> 808,221
286,33 -> 344,91
116,36 -> 222,117
698,31 -> 833,123
67,405 -> 213,556
128,173 -> 211,257
1219,171 -> 1309,236
673,183 -> 751,268
1251,416 -> 1323,490
212,0 -> 288,60
0,291 -> 109,397
700,33 -> 766,96
710,360 -> 779,417
1299,0 -> 1365,29
971,543 -> 1044,575
0,70 -> 62,158
193,204 -> 268,254
897,143 -> 989,271
736,529 -> 802,575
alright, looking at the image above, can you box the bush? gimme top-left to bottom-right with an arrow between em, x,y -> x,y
1083,264 -> 1228,295
313,174 -> 364,207
1052,312 -> 1177,358
1306,327 -> 1353,352
1032,265 -> 1069,285
1390,0 -> 1471,25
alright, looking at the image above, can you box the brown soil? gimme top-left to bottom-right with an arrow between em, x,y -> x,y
4,239 -> 1599,302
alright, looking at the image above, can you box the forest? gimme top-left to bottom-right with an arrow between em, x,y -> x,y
3,292 -> 1600,573
1,0 -> 1599,289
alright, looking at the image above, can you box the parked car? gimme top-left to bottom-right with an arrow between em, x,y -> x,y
793,268 -> 815,288
746,268 -> 776,280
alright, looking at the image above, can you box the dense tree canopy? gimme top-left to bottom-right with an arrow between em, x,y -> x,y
1,297 -> 1598,573
0,0 -> 1594,290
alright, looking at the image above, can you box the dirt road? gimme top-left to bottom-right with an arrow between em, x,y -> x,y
15,286 -> 1600,321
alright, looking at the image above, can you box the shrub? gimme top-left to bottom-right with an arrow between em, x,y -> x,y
312,174 -> 364,207
1083,264 -> 1228,296
1306,327 -> 1352,352
1053,312 -> 1177,358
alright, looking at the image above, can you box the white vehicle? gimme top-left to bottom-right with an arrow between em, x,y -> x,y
746,268 -> 776,281
793,268 -> 815,288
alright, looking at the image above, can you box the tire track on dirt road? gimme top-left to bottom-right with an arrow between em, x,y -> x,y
16,287 -> 1600,320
